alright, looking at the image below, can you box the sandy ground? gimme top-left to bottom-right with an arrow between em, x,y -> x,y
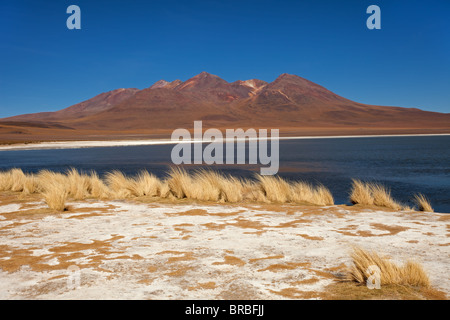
0,197 -> 448,300
1,134 -> 449,151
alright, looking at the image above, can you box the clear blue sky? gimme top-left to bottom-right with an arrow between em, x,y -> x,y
0,0 -> 449,117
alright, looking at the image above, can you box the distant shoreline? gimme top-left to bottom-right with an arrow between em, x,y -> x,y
0,133 -> 449,151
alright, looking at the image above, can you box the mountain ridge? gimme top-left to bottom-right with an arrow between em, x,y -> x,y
1,72 -> 449,142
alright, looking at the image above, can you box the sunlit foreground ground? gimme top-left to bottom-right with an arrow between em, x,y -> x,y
0,192 -> 448,300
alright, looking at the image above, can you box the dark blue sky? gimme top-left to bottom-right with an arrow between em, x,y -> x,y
1,0 -> 449,117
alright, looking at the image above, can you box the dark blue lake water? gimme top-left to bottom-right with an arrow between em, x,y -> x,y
0,135 -> 449,213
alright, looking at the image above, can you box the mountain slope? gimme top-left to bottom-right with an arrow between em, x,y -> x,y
1,72 -> 449,141
5,88 -> 139,122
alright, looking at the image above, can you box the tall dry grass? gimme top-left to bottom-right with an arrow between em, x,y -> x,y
0,167 -> 350,209
349,179 -> 406,210
347,247 -> 430,287
105,170 -> 163,198
255,175 -> 334,206
312,184 -> 335,206
413,193 -> 434,212
10,169 -> 27,192
0,168 -> 436,212
0,171 -> 13,191
0,169 -> 39,194
242,179 -> 269,203
190,170 -> 222,201
22,173 -> 39,195
66,168 -> 91,200
159,181 -> 172,199
42,181 -> 68,211
290,181 -> 334,206
165,167 -> 193,199
105,170 -> 135,199
131,170 -> 161,197
188,170 -> 247,203
349,179 -> 374,206
220,175 -> 247,203
370,184 -> 402,210
87,171 -> 111,199
37,170 -> 68,190
256,175 -> 292,203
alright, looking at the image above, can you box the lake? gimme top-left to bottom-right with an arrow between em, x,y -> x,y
0,135 -> 449,213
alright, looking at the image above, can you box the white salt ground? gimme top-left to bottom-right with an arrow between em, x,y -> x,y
0,200 -> 448,299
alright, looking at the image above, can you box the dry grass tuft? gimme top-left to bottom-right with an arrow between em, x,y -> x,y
37,170 -> 67,190
256,174 -> 292,203
0,171 -> 13,191
22,173 -> 39,195
0,168 -> 435,212
413,193 -> 434,212
0,169 -> 40,195
166,167 -> 193,199
347,247 -> 430,288
66,168 -> 90,200
159,181 -> 172,199
9,169 -> 27,192
131,170 -> 162,197
37,170 -> 69,211
370,184 -> 403,210
349,179 -> 374,206
290,181 -> 315,204
350,180 -> 406,210
311,184 -> 334,206
42,181 -> 68,211
190,170 -> 222,202
324,281 -> 446,300
220,175 -> 246,203
190,170 -> 247,203
290,181 -> 334,206
105,170 -> 135,199
87,171 -> 111,199
242,179 -> 268,203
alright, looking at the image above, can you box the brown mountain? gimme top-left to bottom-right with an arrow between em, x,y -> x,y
1,72 -> 449,143
8,88 -> 139,123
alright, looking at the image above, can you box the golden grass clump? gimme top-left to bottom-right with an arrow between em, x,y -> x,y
0,169 -> 26,192
37,170 -> 68,191
0,167 -> 436,213
190,170 -> 247,203
190,170 -> 222,202
9,168 -> 27,192
131,170 -> 161,197
166,167 -> 193,199
0,171 -> 13,191
290,181 -> 314,204
66,168 -> 91,200
348,247 -> 430,288
413,193 -> 434,212
219,175 -> 246,203
87,171 -> 111,199
311,184 -> 335,206
349,179 -> 374,206
159,181 -> 173,199
242,180 -> 268,203
42,181 -> 68,211
290,181 -> 334,206
105,170 -> 135,199
256,174 -> 292,203
349,180 -> 407,210
0,169 -> 40,195
370,184 -> 402,210
22,173 -> 39,195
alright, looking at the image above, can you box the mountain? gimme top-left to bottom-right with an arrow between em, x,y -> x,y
6,88 -> 139,122
1,72 -> 449,142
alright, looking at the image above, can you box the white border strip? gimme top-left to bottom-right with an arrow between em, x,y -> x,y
0,133 -> 449,151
